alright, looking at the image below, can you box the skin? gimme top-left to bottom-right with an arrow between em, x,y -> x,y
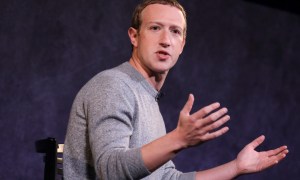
128,4 -> 288,179
128,3 -> 185,90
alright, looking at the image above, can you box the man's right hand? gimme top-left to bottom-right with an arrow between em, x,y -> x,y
175,94 -> 230,148
141,94 -> 230,172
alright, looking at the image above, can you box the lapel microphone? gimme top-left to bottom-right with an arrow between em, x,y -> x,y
155,92 -> 165,102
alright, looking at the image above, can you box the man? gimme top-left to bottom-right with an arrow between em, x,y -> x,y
64,0 -> 288,179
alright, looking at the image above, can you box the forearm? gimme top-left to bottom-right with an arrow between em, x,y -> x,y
141,96 -> 230,173
196,160 -> 239,180
141,129 -> 186,172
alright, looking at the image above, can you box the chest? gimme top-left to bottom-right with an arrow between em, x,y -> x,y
129,94 -> 166,147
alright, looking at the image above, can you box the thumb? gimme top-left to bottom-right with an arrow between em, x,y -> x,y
181,94 -> 194,115
249,135 -> 265,149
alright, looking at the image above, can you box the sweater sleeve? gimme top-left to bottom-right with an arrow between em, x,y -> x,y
162,161 -> 196,180
85,76 -> 150,180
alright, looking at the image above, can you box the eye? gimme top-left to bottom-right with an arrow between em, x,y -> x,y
150,25 -> 160,31
171,29 -> 182,35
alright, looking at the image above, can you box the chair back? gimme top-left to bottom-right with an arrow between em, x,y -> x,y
35,137 -> 64,180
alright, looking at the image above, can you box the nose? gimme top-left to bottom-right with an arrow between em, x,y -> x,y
159,30 -> 171,48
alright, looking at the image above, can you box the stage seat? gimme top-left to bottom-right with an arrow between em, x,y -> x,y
35,137 -> 64,180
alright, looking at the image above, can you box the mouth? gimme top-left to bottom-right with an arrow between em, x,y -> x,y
156,50 -> 170,56
156,50 -> 171,60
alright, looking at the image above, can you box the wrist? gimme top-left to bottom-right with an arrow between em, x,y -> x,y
231,159 -> 242,176
168,129 -> 188,152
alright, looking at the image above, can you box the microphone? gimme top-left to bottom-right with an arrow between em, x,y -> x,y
155,92 -> 165,102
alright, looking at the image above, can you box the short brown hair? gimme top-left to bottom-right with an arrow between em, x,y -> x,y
131,0 -> 187,37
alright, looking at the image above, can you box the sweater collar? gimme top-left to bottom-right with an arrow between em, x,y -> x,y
120,62 -> 160,101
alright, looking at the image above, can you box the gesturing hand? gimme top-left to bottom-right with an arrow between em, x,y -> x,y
175,94 -> 230,148
235,135 -> 288,175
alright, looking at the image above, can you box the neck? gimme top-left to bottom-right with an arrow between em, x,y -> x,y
129,57 -> 167,91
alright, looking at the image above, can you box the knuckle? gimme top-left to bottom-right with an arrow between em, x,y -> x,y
210,123 -> 217,129
206,116 -> 214,122
202,107 -> 211,115
190,116 -> 197,122
198,130 -> 205,135
212,133 -> 218,138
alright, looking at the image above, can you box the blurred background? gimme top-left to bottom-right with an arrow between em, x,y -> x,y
0,0 -> 299,179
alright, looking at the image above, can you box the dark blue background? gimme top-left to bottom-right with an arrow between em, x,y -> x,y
0,0 -> 299,179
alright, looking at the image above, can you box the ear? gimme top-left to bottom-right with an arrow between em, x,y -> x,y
128,27 -> 138,47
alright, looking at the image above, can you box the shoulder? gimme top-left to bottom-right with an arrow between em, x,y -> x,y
75,63 -> 138,105
86,67 -> 133,94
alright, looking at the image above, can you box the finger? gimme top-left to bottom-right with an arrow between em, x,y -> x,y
264,150 -> 288,168
199,115 -> 230,132
201,107 -> 228,126
201,126 -> 229,140
181,94 -> 194,115
260,157 -> 280,170
191,102 -> 220,119
275,149 -> 289,162
249,135 -> 265,149
265,146 -> 288,157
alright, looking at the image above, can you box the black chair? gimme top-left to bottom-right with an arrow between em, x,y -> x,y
35,137 -> 64,180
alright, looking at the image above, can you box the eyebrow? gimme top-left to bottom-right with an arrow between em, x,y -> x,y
147,21 -> 184,31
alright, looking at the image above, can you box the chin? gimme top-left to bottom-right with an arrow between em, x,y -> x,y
152,67 -> 171,74
150,61 -> 176,73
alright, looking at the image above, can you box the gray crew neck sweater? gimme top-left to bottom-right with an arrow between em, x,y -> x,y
63,62 -> 195,180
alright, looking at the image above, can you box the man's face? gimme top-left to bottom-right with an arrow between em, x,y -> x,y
129,4 -> 186,76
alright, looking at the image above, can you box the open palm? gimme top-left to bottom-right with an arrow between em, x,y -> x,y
236,135 -> 288,174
